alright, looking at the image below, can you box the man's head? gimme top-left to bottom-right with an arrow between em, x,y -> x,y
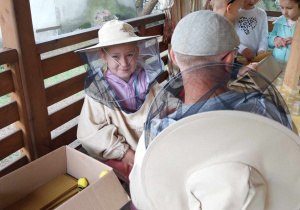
170,10 -> 240,71
212,0 -> 243,21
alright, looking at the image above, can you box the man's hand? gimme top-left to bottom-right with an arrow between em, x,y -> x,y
242,48 -> 254,61
122,149 -> 135,176
274,37 -> 287,48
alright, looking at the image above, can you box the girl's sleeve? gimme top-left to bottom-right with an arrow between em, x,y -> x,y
238,44 -> 248,55
268,23 -> 279,48
258,12 -> 269,52
77,96 -> 129,161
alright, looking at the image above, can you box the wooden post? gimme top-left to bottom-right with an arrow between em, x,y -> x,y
283,17 -> 300,93
0,0 -> 52,157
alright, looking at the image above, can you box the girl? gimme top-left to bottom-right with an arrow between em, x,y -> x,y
75,20 -> 164,180
268,0 -> 300,62
234,0 -> 269,61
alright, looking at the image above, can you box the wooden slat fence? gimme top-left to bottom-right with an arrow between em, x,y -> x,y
0,0 -> 167,177
0,48 -> 34,177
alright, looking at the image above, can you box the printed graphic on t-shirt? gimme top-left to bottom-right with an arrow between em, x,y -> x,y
238,16 -> 257,35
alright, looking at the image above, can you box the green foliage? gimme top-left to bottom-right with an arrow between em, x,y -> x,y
78,22 -> 92,29
0,65 -> 4,73
0,94 -> 10,106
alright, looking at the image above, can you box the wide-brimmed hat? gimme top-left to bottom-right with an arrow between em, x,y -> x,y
171,10 -> 240,56
141,111 -> 300,209
76,20 -> 158,53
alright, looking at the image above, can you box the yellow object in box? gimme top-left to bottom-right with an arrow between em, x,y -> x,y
6,174 -> 78,210
250,51 -> 273,62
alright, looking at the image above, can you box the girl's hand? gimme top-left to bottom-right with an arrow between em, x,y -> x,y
283,37 -> 292,45
242,48 -> 254,61
238,63 -> 258,77
274,37 -> 286,48
122,149 -> 135,176
257,50 -> 268,55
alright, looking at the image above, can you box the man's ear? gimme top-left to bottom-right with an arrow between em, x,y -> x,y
223,51 -> 234,63
170,48 -> 178,65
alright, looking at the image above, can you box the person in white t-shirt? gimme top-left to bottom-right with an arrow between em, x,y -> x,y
234,0 -> 269,61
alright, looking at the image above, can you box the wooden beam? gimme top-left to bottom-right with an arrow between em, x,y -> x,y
0,101 -> 19,129
45,73 -> 85,106
283,18 -> 300,92
0,48 -> 18,65
49,97 -> 84,131
51,125 -> 78,150
0,155 -> 28,178
36,13 -> 165,54
0,70 -> 14,96
0,129 -> 24,160
42,51 -> 82,79
266,11 -> 281,17
0,0 -> 51,157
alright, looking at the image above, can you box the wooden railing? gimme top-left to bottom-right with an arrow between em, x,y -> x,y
0,48 -> 34,177
0,0 -> 167,177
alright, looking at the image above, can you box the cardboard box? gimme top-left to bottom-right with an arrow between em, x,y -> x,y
0,146 -> 130,210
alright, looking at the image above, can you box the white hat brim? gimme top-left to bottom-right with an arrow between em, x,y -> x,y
75,35 -> 158,53
141,111 -> 300,209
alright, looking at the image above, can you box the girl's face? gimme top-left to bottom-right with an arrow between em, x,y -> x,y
242,0 -> 260,9
280,0 -> 300,21
101,43 -> 139,82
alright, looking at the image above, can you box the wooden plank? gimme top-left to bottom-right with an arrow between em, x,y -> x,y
0,155 -> 28,178
0,48 -> 18,65
283,18 -> 300,93
0,70 -> 15,96
159,42 -> 169,53
51,125 -> 78,150
268,20 -> 274,32
0,0 -> 52,156
0,101 -> 19,129
36,13 -> 165,54
42,51 -> 82,79
128,13 -> 165,28
266,11 -> 281,17
162,54 -> 168,66
158,70 -> 169,84
0,129 -> 24,160
144,24 -> 164,37
45,73 -> 85,106
49,97 -> 84,131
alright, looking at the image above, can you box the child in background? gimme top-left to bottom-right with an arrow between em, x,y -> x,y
234,0 -> 269,61
211,0 -> 258,75
75,20 -> 164,180
268,0 -> 300,62
211,0 -> 244,21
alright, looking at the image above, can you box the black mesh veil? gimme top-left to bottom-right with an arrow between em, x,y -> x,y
144,62 -> 295,148
77,37 -> 164,113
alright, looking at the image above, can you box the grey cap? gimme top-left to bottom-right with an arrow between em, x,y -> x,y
171,10 -> 240,56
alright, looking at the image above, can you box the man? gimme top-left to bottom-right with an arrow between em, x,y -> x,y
129,10 -> 294,209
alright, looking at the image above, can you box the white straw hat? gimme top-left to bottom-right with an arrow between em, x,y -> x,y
171,10 -> 240,56
76,20 -> 158,53
141,111 -> 300,210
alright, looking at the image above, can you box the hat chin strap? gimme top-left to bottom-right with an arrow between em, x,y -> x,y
103,47 -> 137,67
